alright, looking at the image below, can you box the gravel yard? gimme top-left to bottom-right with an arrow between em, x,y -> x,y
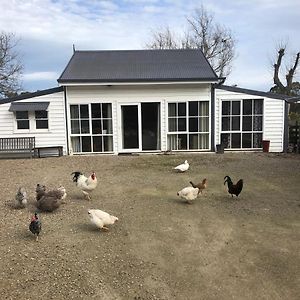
0,152 -> 299,300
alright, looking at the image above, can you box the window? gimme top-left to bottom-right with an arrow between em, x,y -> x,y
15,110 -> 49,130
16,111 -> 29,129
35,110 -> 48,129
70,103 -> 113,153
167,101 -> 209,150
221,99 -> 263,149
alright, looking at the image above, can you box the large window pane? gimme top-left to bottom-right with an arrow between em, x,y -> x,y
243,116 -> 252,131
199,102 -> 209,116
80,105 -> 89,118
243,100 -> 252,115
168,118 -> 177,132
17,120 -> 29,129
71,137 -> 81,152
16,111 -> 29,119
70,105 -> 79,118
232,101 -> 240,115
93,136 -> 102,152
199,117 -> 209,132
189,134 -> 198,149
102,103 -> 112,118
71,120 -> 80,134
189,118 -> 198,132
81,120 -> 90,134
178,134 -> 187,149
221,133 -> 230,148
82,136 -> 91,152
231,133 -> 241,148
199,134 -> 209,149
222,101 -> 230,115
103,136 -> 113,151
222,117 -> 230,131
35,110 -> 47,119
178,118 -> 186,131
103,119 -> 113,134
92,120 -> 102,134
253,133 -> 262,148
231,116 -> 240,130
254,100 -> 263,114
91,104 -> 101,118
189,102 -> 198,116
168,103 -> 176,117
36,120 -> 48,129
253,116 -> 262,131
242,133 -> 252,148
178,103 -> 186,116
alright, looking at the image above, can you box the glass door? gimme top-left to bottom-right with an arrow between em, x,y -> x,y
121,104 -> 141,151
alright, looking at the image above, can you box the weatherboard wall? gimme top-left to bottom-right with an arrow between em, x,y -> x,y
0,91 -> 67,153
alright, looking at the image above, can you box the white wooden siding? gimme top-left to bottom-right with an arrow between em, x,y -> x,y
66,84 -> 212,154
215,88 -> 285,152
0,91 -> 67,153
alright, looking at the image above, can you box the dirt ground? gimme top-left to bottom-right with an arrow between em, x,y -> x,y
0,152 -> 299,300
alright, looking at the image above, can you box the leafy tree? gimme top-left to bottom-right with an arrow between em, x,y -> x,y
0,32 -> 23,99
145,5 -> 236,78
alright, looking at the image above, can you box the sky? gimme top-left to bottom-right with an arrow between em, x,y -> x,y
0,0 -> 299,93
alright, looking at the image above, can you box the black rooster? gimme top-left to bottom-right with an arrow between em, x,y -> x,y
29,213 -> 41,241
224,176 -> 243,197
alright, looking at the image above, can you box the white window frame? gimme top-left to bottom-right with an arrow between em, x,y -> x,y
167,100 -> 210,151
220,99 -> 264,150
69,103 -> 114,154
14,110 -> 49,133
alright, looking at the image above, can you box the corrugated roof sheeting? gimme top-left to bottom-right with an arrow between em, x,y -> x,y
9,102 -> 50,112
58,49 -> 218,83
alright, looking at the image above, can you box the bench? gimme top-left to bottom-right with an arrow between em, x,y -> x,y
0,137 -> 35,158
34,146 -> 63,158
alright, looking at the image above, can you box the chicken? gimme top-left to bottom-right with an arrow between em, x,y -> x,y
29,212 -> 41,241
36,184 -> 46,201
35,185 -> 66,212
15,187 -> 27,208
71,171 -> 97,200
88,209 -> 118,231
177,186 -> 199,204
189,178 -> 208,195
224,176 -> 243,197
173,160 -> 189,172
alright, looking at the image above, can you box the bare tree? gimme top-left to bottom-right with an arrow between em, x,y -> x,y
270,44 -> 300,96
0,32 -> 23,99
145,6 -> 236,78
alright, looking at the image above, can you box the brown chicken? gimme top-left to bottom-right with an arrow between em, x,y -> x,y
189,178 -> 208,195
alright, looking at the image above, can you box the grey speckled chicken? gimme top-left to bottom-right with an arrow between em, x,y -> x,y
15,187 -> 27,208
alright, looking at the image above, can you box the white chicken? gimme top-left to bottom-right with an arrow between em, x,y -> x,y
177,186 -> 199,204
88,209 -> 118,231
71,171 -> 97,200
173,160 -> 189,172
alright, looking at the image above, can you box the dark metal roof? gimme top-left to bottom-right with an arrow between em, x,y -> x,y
58,49 -> 219,83
216,84 -> 289,100
0,87 -> 63,105
9,102 -> 50,112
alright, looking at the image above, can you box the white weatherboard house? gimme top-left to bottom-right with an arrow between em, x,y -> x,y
0,49 -> 290,156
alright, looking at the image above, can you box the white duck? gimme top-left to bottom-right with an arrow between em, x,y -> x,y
173,160 -> 189,172
88,209 -> 118,231
177,186 -> 199,204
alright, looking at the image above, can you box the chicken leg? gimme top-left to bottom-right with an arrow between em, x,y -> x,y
82,191 -> 91,201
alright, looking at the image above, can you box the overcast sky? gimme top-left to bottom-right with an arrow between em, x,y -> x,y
0,0 -> 299,92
